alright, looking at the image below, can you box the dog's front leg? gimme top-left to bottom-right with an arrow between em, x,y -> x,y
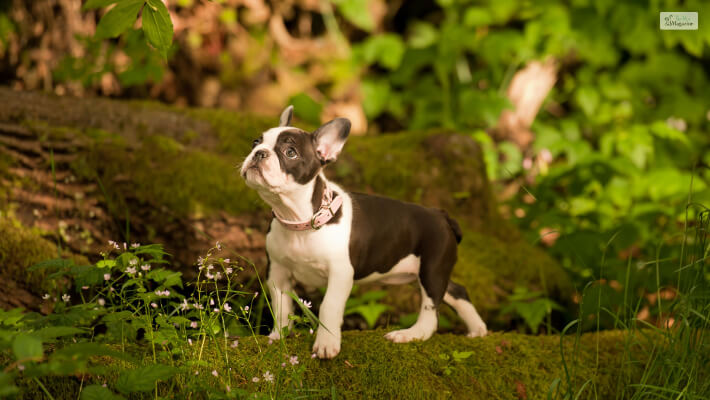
313,262 -> 353,359
266,262 -> 294,340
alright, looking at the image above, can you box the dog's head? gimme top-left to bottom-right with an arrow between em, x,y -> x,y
240,106 -> 351,193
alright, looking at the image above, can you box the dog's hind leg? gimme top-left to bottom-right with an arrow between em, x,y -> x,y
443,281 -> 487,337
384,282 -> 439,343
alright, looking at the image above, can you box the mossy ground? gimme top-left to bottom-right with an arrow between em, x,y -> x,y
15,329 -> 649,399
0,216 -> 86,291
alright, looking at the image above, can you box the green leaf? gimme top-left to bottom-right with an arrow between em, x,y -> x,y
463,7 -> 492,27
82,0 -> 120,11
346,303 -> 389,328
361,34 -> 406,70
12,335 -> 43,361
96,259 -> 116,269
574,86 -> 600,117
288,93 -> 323,126
360,78 -> 390,118
95,0 -> 144,40
142,0 -> 173,58
408,21 -> 438,48
81,385 -> 125,400
334,0 -> 374,32
0,372 -> 19,397
28,258 -> 74,272
115,364 -> 179,394
35,326 -> 85,341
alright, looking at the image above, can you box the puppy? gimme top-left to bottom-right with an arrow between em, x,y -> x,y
240,106 -> 487,359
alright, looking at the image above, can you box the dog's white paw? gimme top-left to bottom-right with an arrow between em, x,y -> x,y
268,330 -> 282,341
312,331 -> 341,359
384,328 -> 431,343
466,322 -> 488,338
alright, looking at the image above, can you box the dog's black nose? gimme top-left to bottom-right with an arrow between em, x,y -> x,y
254,150 -> 269,160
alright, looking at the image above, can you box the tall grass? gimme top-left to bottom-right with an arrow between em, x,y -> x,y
555,204 -> 709,399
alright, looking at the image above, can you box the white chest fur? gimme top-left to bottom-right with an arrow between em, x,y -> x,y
266,185 -> 353,288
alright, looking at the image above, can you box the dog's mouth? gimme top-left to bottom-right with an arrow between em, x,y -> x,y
242,163 -> 262,179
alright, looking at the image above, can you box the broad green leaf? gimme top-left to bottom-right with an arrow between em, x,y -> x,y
408,21 -> 438,48
96,259 -> 116,269
361,34 -> 405,70
28,258 -> 74,272
95,0 -> 144,40
51,342 -> 134,363
12,335 -> 43,361
35,326 -> 85,341
142,0 -> 173,58
82,0 -> 119,11
334,0 -> 374,32
360,78 -> 390,118
463,7 -> 492,27
288,93 -> 322,126
574,86 -> 600,117
115,364 -> 179,394
0,372 -> 19,397
81,385 -> 125,400
346,303 -> 389,328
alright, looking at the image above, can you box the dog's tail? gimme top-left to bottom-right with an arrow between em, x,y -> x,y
441,210 -> 463,244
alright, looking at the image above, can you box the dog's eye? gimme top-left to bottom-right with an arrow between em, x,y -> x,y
252,138 -> 262,149
284,147 -> 298,159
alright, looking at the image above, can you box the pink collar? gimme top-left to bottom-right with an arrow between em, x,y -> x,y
273,185 -> 343,231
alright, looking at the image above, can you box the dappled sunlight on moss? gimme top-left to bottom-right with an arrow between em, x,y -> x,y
14,330 -> 645,399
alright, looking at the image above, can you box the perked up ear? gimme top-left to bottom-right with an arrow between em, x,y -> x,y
279,105 -> 294,127
313,118 -> 351,163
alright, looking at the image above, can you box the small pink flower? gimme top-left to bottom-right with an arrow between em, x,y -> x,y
309,328 -> 314,334
244,306 -> 249,311
311,353 -> 317,359
151,303 -> 158,308
252,377 -> 259,383
268,338 -> 273,345
223,258 -> 230,263
216,241 -> 222,251
298,298 -> 312,309
210,299 -> 214,306
212,370 -> 218,377
103,273 -> 111,281
281,362 -> 286,367
180,299 -> 190,311
223,303 -> 232,312
82,286 -> 89,290
190,321 -> 198,329
263,371 -> 274,382
17,364 -> 25,371
131,243 -> 140,248
129,258 -> 138,266
42,293 -> 50,300
194,370 -> 199,375
289,356 -> 299,366
231,340 -> 238,348
225,267 -> 233,274
97,298 -> 105,306
226,385 -> 231,392
62,294 -> 71,303
126,266 -> 137,275
141,264 -> 151,271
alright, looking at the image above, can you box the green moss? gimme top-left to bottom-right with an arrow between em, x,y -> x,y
454,230 -> 574,317
14,330 -> 647,399
0,216 -> 85,291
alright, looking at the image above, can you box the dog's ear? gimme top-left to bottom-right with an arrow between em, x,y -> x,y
279,105 -> 294,127
313,118 -> 351,163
